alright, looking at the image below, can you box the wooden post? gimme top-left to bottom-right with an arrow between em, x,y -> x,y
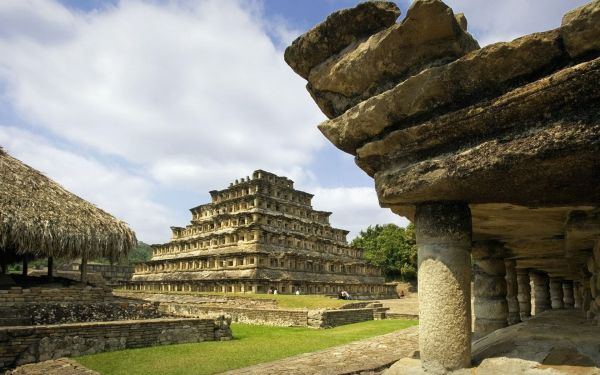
47,257 -> 54,282
80,253 -> 88,284
22,258 -> 28,276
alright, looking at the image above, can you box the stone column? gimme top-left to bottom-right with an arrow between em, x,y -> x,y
530,271 -> 550,315
505,259 -> 521,325
550,277 -> 564,309
415,202 -> 472,373
517,269 -> 532,320
573,281 -> 582,309
562,281 -> 575,309
473,242 -> 508,335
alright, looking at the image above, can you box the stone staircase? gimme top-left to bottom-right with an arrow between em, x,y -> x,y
370,302 -> 389,320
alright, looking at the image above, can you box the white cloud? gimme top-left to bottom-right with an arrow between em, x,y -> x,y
310,187 -> 410,242
444,0 -> 590,46
0,126 -> 173,244
0,0 -> 325,192
1,0 -> 580,248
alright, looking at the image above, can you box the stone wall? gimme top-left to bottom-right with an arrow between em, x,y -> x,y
0,286 -> 114,305
161,303 -> 308,327
23,302 -> 162,325
0,287 -> 162,326
0,317 -> 232,372
307,308 -> 374,328
58,264 -> 134,286
160,302 -> 377,328
114,290 -> 277,309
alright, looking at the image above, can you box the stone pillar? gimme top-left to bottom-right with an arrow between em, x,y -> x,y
581,275 -> 592,314
550,277 -> 564,309
505,259 -> 521,325
473,242 -> 508,335
562,281 -> 575,309
530,271 -> 550,315
414,202 -> 472,373
516,269 -> 532,320
574,281 -> 582,309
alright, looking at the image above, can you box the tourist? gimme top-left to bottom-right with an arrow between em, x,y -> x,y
295,289 -> 300,295
273,288 -> 278,295
268,287 -> 273,294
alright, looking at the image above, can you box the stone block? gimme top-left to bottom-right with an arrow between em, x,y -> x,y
284,1 -> 400,79
561,0 -> 600,58
318,29 -> 564,153
307,0 -> 479,117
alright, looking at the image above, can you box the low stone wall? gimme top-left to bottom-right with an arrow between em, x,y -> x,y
114,290 -> 277,309
307,308 -> 374,328
339,301 -> 373,309
0,287 -> 163,326
161,303 -> 308,327
23,302 -> 162,325
0,317 -> 232,371
162,303 -> 377,328
58,264 -> 134,286
0,286 -> 114,305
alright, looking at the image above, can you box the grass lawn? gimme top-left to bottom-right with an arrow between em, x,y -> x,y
118,290 -> 355,309
77,319 -> 417,375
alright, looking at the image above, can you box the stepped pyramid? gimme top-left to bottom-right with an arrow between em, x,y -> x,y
129,170 -> 394,297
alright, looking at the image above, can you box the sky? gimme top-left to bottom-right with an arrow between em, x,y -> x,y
0,0 -> 588,244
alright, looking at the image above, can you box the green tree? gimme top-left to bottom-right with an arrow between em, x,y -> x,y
351,223 -> 417,281
127,242 -> 153,263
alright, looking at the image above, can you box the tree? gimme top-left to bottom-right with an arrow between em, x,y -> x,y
127,242 -> 153,263
351,223 -> 417,281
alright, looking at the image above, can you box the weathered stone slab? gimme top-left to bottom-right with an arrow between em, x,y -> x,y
356,56 -> 600,176
561,0 -> 600,58
318,29 -> 564,154
284,1 -> 400,79
307,0 -> 479,118
374,120 -> 600,210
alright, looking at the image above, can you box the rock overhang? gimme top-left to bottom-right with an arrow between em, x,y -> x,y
284,0 -> 600,280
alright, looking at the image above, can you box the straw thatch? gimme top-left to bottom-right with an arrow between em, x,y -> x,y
0,147 -> 136,261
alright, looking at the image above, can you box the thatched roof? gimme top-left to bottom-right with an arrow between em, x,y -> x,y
0,147 -> 136,260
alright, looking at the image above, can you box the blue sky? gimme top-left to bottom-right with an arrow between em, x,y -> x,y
0,0 -> 588,244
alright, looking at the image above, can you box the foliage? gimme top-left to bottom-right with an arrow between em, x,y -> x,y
351,223 -> 417,281
126,242 -> 153,263
77,320 -> 418,375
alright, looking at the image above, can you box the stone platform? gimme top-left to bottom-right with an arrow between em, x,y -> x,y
221,326 -> 419,375
5,358 -> 99,375
385,310 -> 600,374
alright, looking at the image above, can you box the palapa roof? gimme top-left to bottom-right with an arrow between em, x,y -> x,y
0,147 -> 136,260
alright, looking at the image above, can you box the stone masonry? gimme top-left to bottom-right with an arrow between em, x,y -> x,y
0,317 -> 232,372
128,170 -> 394,297
285,0 -> 600,372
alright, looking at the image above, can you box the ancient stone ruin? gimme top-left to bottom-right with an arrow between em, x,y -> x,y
285,0 -> 600,373
128,170 -> 395,297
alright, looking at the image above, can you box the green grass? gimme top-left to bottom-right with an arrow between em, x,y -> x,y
119,290 -> 355,309
76,320 -> 417,375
